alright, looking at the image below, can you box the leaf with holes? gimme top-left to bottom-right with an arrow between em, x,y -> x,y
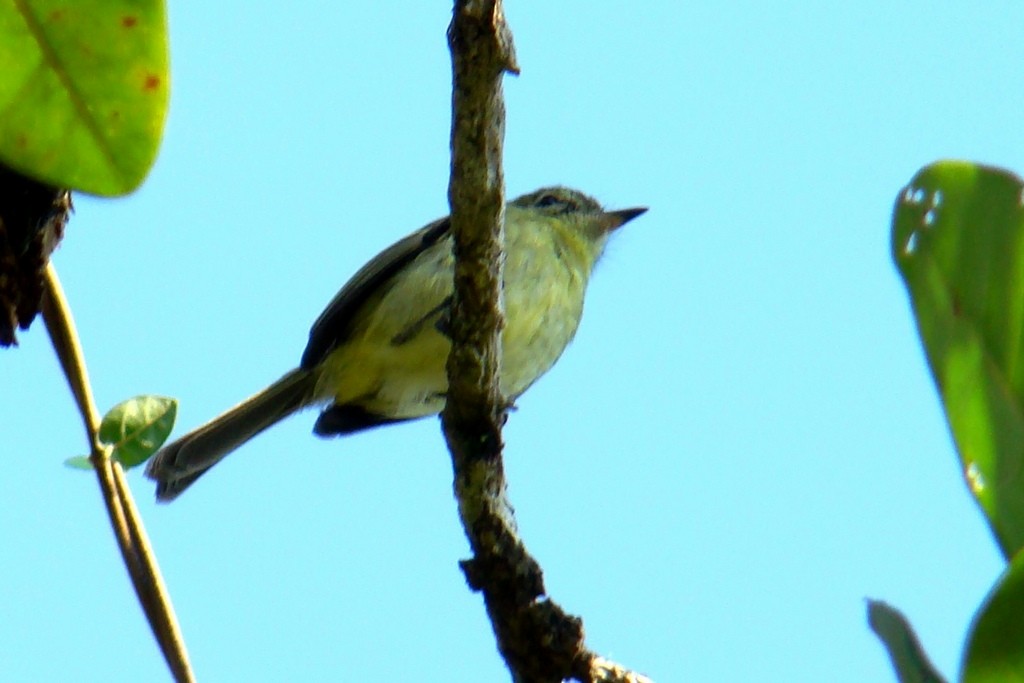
98,395 -> 176,469
893,160 -> 1024,559
0,0 -> 169,196
963,547 -> 1024,682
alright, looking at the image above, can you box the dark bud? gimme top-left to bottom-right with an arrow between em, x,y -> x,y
0,164 -> 71,347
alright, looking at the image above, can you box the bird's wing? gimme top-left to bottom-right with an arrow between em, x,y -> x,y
300,216 -> 451,369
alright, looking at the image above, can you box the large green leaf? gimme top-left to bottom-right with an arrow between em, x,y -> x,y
0,0 -> 169,196
963,548 -> 1024,682
893,161 -> 1024,559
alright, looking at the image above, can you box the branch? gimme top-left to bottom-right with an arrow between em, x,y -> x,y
41,264 -> 194,683
443,3 -> 649,681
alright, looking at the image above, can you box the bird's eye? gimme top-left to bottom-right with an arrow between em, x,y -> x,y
535,193 -> 561,208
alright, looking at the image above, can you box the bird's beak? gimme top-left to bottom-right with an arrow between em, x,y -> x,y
602,206 -> 648,232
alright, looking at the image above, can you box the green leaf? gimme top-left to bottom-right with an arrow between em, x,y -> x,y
63,454 -> 94,470
963,548 -> 1024,682
868,600 -> 947,683
0,0 -> 169,196
98,395 -> 176,469
892,160 -> 1024,559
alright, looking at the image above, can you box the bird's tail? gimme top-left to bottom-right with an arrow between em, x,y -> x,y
145,367 -> 317,502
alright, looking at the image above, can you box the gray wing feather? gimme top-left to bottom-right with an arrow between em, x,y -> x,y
300,217 -> 450,369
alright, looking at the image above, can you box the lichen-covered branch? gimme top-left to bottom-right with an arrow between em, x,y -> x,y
442,3 -> 649,682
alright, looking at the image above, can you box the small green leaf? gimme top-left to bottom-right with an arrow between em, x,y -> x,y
98,395 -> 176,469
0,0 -> 169,195
892,161 -> 1024,559
63,455 -> 94,470
963,549 -> 1024,682
868,600 -> 947,683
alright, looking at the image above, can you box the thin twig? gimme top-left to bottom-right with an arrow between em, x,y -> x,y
39,265 -> 103,450
443,2 -> 648,681
41,263 -> 194,683
112,460 -> 193,679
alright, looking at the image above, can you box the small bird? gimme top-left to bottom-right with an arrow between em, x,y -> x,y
145,187 -> 646,501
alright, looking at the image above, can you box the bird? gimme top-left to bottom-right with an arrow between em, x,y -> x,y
145,186 -> 646,501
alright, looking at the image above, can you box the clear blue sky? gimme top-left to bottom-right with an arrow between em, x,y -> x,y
3,2 -> 1022,681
